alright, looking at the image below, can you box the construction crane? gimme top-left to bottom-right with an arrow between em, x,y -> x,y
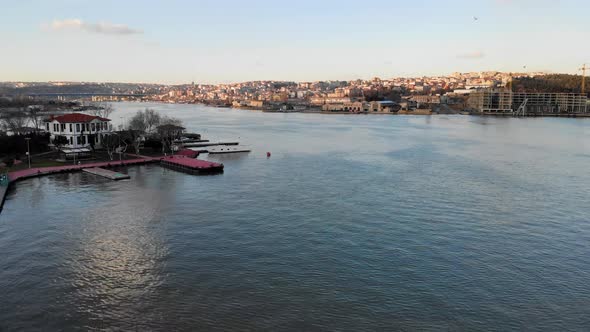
580,64 -> 588,95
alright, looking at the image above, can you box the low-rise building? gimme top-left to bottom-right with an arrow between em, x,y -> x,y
368,100 -> 399,113
310,97 -> 357,105
44,113 -> 112,149
248,100 -> 265,108
322,102 -> 364,112
411,95 -> 440,105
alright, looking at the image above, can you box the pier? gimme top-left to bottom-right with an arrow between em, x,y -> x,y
6,156 -> 223,182
83,167 -> 131,180
0,155 -> 223,213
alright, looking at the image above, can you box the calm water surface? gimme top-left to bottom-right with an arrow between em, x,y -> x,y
1,103 -> 590,331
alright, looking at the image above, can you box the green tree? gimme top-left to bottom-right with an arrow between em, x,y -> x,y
52,135 -> 69,151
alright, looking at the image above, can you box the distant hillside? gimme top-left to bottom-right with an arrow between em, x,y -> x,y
0,82 -> 164,96
513,74 -> 588,96
0,84 -> 113,95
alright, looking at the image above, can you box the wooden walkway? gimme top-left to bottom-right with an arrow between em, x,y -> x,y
83,167 -> 131,180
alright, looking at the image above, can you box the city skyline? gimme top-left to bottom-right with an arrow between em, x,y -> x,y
2,0 -> 589,84
0,70 -> 547,86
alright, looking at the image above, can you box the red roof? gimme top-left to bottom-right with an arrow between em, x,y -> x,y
49,113 -> 111,123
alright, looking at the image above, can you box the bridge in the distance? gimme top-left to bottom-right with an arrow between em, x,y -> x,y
17,93 -> 147,97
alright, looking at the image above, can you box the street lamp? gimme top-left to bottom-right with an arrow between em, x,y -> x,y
24,137 -> 31,169
119,134 -> 122,162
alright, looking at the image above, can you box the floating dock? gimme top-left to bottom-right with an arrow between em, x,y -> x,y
159,155 -> 224,174
83,167 -> 130,180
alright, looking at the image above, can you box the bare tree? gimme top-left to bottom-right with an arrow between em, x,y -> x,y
160,115 -> 183,127
121,129 -> 143,155
26,106 -> 43,132
0,115 -> 8,133
2,111 -> 29,134
102,134 -> 119,160
157,124 -> 185,154
144,108 -> 161,133
128,110 -> 148,132
128,108 -> 161,133
89,103 -> 114,119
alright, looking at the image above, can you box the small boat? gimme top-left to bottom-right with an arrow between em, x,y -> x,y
208,146 -> 251,154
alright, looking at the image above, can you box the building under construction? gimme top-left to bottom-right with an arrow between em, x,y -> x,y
467,89 -> 588,115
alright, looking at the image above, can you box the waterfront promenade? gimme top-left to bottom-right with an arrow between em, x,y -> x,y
0,155 -> 223,212
7,158 -> 156,182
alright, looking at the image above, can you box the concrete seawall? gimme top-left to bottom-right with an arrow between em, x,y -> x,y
0,185 -> 8,212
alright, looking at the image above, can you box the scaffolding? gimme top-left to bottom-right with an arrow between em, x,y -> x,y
512,93 -> 587,114
467,90 -> 513,113
468,90 -> 588,114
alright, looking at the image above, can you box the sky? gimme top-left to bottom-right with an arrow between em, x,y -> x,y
1,0 -> 589,84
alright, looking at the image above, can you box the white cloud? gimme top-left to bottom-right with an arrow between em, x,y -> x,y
457,51 -> 485,59
47,19 -> 143,35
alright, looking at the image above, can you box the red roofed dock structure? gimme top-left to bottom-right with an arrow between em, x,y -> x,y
160,155 -> 224,174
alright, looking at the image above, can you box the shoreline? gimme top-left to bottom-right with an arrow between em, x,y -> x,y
124,101 -> 590,117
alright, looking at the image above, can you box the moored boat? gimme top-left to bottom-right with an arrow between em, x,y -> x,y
208,146 -> 251,154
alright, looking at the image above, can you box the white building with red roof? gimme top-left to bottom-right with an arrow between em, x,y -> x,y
44,113 -> 112,149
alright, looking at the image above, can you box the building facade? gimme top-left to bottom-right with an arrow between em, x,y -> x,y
44,113 -> 112,149
467,90 -> 513,113
322,102 -> 365,112
512,93 -> 587,114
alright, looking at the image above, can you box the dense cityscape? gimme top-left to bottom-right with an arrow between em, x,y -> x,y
0,71 -> 550,110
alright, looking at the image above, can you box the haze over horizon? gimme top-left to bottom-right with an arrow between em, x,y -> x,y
2,0 -> 589,84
